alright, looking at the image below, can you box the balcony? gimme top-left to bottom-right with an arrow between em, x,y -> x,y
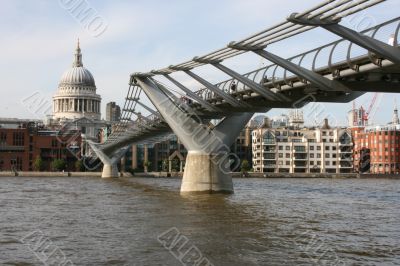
263,142 -> 276,146
263,158 -> 276,163
339,142 -> 352,146
0,145 -> 25,152
293,155 -> 307,160
263,149 -> 276,153
263,164 -> 276,168
294,162 -> 307,167
294,150 -> 307,153
294,164 -> 307,168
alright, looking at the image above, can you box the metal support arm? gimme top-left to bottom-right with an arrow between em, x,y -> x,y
132,99 -> 164,120
193,57 -> 289,102
162,74 -> 221,112
254,49 -> 351,92
288,13 -> 400,64
228,42 -> 350,92
183,70 -> 250,108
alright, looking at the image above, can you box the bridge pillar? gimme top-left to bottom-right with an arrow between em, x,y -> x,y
181,151 -> 233,193
134,75 -> 253,193
87,141 -> 129,179
102,163 -> 119,178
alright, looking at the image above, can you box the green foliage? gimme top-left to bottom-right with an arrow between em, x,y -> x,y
143,161 -> 151,171
161,159 -> 168,171
171,159 -> 179,171
240,159 -> 251,173
75,160 -> 85,172
51,159 -> 66,171
33,156 -> 44,171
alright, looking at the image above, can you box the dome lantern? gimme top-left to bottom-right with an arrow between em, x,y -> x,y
73,38 -> 83,67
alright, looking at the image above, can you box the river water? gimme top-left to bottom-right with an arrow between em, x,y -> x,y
0,177 -> 399,265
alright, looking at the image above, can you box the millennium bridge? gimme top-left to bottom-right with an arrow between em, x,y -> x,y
88,0 -> 400,193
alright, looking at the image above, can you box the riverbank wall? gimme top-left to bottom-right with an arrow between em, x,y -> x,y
132,172 -> 399,179
1,171 -> 398,179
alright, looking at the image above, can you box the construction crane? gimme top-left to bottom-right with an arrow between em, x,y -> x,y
351,93 -> 381,126
362,93 -> 380,125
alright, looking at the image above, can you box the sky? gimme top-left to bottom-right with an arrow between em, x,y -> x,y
0,0 -> 399,127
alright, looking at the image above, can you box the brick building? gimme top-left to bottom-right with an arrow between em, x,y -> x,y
352,105 -> 400,174
353,125 -> 400,174
0,119 -> 82,171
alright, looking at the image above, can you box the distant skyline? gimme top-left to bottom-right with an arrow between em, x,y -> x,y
0,0 -> 399,126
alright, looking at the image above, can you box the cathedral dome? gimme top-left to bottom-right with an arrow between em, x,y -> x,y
53,40 -> 101,121
58,40 -> 95,87
59,66 -> 95,87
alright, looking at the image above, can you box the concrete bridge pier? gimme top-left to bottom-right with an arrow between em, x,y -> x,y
102,163 -> 119,178
181,151 -> 233,193
134,75 -> 254,193
87,141 -> 129,179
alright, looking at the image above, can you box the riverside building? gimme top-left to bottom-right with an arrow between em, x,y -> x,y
352,105 -> 400,174
252,118 -> 353,174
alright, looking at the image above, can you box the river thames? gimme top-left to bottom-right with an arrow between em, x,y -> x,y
0,177 -> 399,265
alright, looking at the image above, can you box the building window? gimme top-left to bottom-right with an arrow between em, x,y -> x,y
286,161 -> 290,165
317,146 -> 321,150
285,146 -> 290,151
325,146 -> 330,150
326,161 -> 330,166
263,131 -> 275,144
310,153 -> 314,158
286,153 -> 290,158
326,154 -> 330,158
51,139 -> 58,148
278,153 -> 283,158
12,132 -> 24,146
317,154 -> 321,158
294,146 -> 306,152
278,146 -> 283,150
11,157 -> 22,170
310,161 -> 314,165
0,132 -> 7,145
310,146 -> 314,150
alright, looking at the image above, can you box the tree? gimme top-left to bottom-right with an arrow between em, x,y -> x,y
240,159 -> 251,173
171,159 -> 179,172
33,156 -> 44,171
161,159 -> 168,172
143,161 -> 151,172
51,159 -> 66,171
75,160 -> 85,172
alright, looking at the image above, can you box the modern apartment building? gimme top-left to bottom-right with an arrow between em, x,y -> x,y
252,119 -> 353,174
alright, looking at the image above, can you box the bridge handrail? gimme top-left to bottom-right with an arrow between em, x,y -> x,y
192,16 -> 400,101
